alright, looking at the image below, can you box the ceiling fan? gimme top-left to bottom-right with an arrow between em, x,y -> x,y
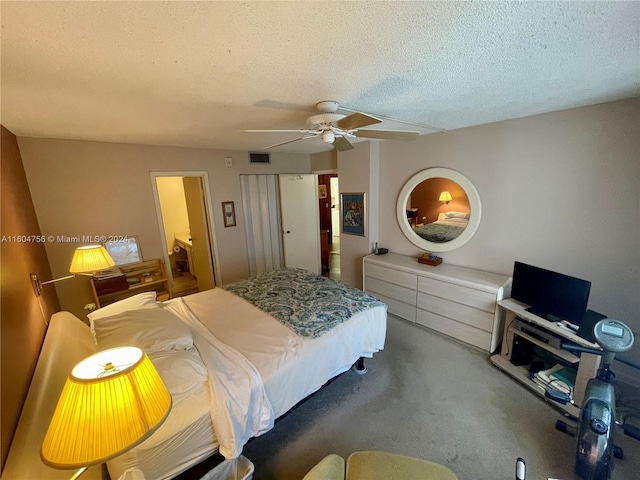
246,101 -> 420,151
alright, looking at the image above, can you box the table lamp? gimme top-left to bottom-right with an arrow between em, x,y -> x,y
31,245 -> 115,296
41,347 -> 172,479
69,245 -> 115,274
439,191 -> 452,204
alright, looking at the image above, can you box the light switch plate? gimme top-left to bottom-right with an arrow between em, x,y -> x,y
224,157 -> 233,167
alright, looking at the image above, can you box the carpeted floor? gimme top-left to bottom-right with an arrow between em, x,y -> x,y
242,314 -> 640,480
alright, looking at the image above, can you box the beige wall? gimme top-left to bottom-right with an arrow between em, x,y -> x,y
17,139 -> 309,319
0,126 -> 60,471
310,149 -> 337,172
336,141 -> 379,288
374,98 -> 639,369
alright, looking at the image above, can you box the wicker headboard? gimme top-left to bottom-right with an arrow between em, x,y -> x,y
2,312 -> 108,479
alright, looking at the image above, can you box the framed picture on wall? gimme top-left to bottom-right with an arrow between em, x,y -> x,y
318,184 -> 327,199
222,201 -> 236,227
341,192 -> 366,236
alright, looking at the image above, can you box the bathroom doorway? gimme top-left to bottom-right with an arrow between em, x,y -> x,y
151,172 -> 218,296
329,175 -> 340,281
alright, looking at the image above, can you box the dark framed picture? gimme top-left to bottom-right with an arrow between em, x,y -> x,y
341,192 -> 366,236
222,201 -> 236,227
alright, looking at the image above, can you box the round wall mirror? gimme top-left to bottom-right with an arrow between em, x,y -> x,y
396,167 -> 482,252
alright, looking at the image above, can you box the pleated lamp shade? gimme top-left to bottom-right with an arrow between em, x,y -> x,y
69,245 -> 115,274
41,347 -> 172,470
438,191 -> 452,203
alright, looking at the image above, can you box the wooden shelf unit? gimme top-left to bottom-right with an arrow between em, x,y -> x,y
91,258 -> 172,308
490,298 -> 602,416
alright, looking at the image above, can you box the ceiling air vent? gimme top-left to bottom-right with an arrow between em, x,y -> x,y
249,152 -> 270,164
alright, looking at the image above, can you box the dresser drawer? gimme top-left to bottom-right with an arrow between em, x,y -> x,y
417,309 -> 492,351
365,276 -> 417,306
418,276 -> 496,313
364,263 -> 417,290
372,292 -> 417,323
363,253 -> 510,353
417,292 -> 494,332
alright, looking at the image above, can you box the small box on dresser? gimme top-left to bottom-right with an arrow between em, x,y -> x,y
363,253 -> 512,352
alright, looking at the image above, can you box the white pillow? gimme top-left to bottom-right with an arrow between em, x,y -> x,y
149,349 -> 208,406
88,291 -> 159,327
93,308 -> 193,353
445,211 -> 470,219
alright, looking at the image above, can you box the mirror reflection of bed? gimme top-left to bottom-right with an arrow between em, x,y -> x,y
411,211 -> 470,243
404,177 -> 471,243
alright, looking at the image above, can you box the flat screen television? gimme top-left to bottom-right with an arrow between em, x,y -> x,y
511,261 -> 591,325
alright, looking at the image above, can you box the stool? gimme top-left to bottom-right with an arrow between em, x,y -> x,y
302,451 -> 458,480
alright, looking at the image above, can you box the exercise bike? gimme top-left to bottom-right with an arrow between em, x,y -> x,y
544,319 -> 639,480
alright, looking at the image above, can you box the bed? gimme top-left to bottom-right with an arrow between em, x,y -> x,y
412,211 -> 469,243
4,268 -> 387,480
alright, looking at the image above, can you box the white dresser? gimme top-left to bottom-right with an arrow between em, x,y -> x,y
363,253 -> 512,352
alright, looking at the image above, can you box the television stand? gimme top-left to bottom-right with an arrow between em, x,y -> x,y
490,298 -> 602,418
524,306 -> 562,323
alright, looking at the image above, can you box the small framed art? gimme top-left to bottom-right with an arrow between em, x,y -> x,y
318,184 -> 328,199
341,192 -> 366,236
222,201 -> 236,227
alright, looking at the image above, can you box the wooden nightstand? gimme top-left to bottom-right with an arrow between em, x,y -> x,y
91,258 -> 172,308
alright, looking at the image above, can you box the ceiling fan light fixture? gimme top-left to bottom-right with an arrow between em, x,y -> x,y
322,131 -> 335,144
248,101 -> 420,151
316,100 -> 339,113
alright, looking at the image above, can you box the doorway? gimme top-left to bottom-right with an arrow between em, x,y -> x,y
151,173 -> 218,296
329,176 -> 340,281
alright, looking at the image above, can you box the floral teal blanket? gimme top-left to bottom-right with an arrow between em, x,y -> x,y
223,268 -> 386,338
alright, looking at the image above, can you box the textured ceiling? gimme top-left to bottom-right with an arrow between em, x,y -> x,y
1,1 -> 639,154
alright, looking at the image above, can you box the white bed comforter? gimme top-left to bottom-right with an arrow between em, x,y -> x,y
111,287 -> 386,480
164,299 -> 274,459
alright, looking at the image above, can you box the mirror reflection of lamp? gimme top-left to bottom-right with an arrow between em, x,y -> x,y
439,191 -> 452,205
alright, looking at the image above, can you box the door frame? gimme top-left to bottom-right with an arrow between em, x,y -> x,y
150,171 -> 222,294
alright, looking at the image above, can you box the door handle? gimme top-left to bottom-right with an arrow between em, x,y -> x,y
285,230 -> 291,234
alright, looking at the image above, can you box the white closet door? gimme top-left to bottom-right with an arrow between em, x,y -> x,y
240,175 -> 283,276
279,174 -> 321,274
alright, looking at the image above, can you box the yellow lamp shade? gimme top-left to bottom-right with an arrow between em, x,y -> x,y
438,191 -> 452,203
41,347 -> 171,469
69,245 -> 115,273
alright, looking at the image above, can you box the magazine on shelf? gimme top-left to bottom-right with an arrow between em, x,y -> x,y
531,363 -> 575,396
92,267 -> 123,280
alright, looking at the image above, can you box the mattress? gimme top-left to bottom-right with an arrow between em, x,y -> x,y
182,288 -> 387,417
107,285 -> 387,480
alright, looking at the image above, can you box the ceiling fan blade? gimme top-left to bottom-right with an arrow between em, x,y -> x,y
245,129 -> 315,133
335,112 -> 382,130
355,129 -> 420,141
263,133 -> 320,149
263,137 -> 308,149
338,105 -> 445,132
333,136 -> 354,152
